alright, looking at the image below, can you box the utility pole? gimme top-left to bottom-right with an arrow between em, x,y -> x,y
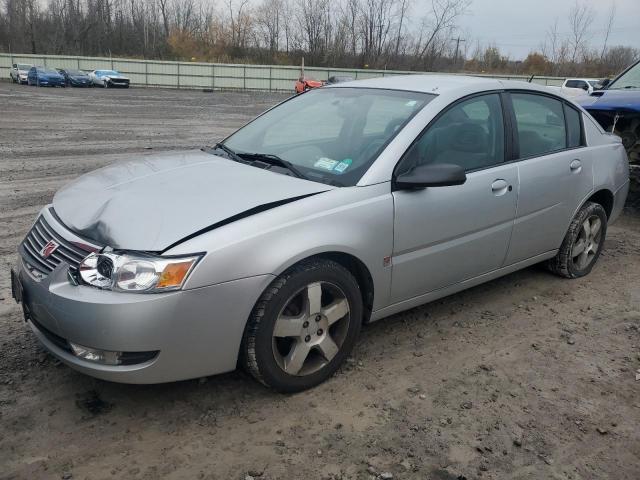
451,36 -> 466,70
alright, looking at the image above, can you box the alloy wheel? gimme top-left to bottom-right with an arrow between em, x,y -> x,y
571,214 -> 603,270
272,281 -> 350,376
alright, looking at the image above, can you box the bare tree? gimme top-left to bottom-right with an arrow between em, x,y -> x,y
359,0 -> 394,67
568,0 -> 594,65
255,0 -> 283,54
600,1 -> 616,59
158,0 -> 170,39
392,0 -> 410,60
227,0 -> 251,49
296,0 -> 331,63
542,18 -> 569,75
412,0 -> 470,70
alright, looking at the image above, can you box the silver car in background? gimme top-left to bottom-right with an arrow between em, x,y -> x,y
88,69 -> 130,88
10,63 -> 32,84
11,75 -> 629,392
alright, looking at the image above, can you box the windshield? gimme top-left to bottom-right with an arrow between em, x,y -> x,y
609,61 -> 640,89
40,68 -> 58,74
222,87 -> 434,186
98,70 -> 119,76
66,69 -> 85,76
588,81 -> 599,87
17,64 -> 30,70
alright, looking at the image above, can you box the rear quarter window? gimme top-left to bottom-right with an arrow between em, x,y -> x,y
564,105 -> 583,148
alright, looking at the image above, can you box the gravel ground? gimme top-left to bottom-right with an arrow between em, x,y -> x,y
1,82 -> 639,480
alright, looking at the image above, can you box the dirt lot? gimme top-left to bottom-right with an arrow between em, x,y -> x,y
1,82 -> 639,480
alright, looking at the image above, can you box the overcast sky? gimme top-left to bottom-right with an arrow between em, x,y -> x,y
451,0 -> 640,60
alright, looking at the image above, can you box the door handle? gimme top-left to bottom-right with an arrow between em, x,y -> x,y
491,179 -> 510,196
570,159 -> 582,172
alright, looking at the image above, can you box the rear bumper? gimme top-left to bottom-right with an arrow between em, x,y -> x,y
13,258 -> 274,384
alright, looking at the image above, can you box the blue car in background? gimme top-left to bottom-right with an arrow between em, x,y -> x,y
27,66 -> 66,87
577,59 -> 640,167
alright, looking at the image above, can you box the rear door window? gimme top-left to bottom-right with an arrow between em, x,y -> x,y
511,93 -> 566,158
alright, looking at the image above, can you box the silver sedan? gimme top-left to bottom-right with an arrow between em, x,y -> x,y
11,75 -> 629,391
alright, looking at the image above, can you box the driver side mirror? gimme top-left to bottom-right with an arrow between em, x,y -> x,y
394,163 -> 467,190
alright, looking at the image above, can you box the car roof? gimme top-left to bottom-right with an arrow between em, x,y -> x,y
330,74 -> 552,97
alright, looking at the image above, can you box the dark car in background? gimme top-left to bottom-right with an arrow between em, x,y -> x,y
327,75 -> 355,85
577,59 -> 640,167
56,68 -> 92,87
27,67 -> 66,87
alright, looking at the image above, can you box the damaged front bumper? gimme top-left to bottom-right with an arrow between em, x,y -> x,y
11,209 -> 274,384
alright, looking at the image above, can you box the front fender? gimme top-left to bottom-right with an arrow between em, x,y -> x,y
168,183 -> 394,311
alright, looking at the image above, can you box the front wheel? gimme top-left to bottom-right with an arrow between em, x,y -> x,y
241,259 -> 363,392
547,201 -> 607,278
103,80 -> 108,88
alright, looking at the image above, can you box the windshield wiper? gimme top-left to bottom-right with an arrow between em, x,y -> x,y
239,152 -> 308,180
211,144 -> 308,181
212,143 -> 246,163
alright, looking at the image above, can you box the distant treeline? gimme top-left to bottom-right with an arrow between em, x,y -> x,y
1,0 -> 638,78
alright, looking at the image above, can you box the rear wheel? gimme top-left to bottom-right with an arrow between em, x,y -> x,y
241,259 -> 362,392
547,201 -> 607,278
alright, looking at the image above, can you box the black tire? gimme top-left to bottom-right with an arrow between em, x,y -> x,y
241,259 -> 363,392
547,201 -> 607,278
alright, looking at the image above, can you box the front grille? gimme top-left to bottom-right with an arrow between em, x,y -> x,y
20,216 -> 94,277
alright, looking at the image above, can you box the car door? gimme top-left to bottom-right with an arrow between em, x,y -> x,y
390,93 -> 518,303
504,92 -> 593,265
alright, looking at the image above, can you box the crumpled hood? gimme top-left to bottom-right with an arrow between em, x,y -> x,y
53,149 -> 331,251
576,89 -> 640,113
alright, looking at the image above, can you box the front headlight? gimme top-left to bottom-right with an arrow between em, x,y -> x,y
78,252 -> 201,293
